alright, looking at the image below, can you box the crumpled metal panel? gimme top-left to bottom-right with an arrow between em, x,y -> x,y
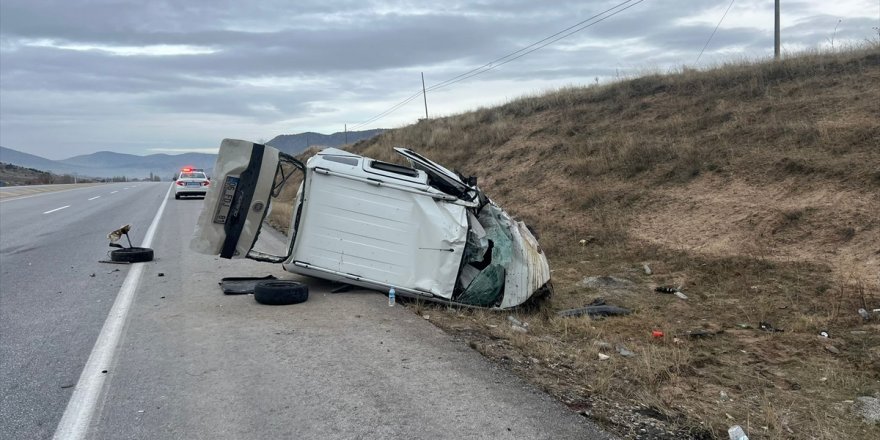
499,217 -> 551,309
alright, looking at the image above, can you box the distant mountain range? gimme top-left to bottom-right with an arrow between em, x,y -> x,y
267,129 -> 384,155
0,129 -> 384,179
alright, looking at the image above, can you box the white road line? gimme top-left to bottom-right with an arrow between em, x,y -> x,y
110,191 -> 118,194
87,196 -> 101,201
43,205 -> 71,214
53,184 -> 173,440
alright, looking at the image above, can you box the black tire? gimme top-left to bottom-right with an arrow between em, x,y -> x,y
174,194 -> 180,199
254,280 -> 308,305
110,247 -> 154,263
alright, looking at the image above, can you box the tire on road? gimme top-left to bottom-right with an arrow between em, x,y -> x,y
110,247 -> 154,263
254,280 -> 309,305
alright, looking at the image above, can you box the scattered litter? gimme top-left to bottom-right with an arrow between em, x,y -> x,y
759,321 -> 783,332
617,345 -> 636,357
684,328 -> 723,338
511,324 -> 528,333
673,337 -> 683,344
642,263 -> 652,275
728,425 -> 749,440
597,353 -> 610,361
720,391 -> 730,402
106,269 -> 120,274
820,377 -> 828,382
157,273 -> 165,277
652,330 -> 664,339
674,291 -> 688,300
508,315 -> 528,328
89,273 -> 95,277
825,345 -> 841,355
819,330 -> 830,338
579,239 -> 587,246
853,395 -> 880,424
858,308 -> 871,321
557,297 -> 631,318
577,276 -> 633,289
422,315 -> 430,320
655,286 -> 677,294
594,341 -> 612,351
736,323 -> 753,329
508,316 -> 529,333
99,260 -> 131,265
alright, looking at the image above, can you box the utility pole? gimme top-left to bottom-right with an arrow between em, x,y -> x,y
774,0 -> 780,59
344,124 -> 348,144
421,72 -> 429,120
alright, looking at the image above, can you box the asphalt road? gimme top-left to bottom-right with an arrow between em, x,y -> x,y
1,183 -> 615,440
0,182 -> 169,440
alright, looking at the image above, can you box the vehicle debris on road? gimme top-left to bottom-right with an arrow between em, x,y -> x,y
557,298 -> 631,318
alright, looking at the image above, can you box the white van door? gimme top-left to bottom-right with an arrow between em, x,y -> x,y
190,139 -> 304,262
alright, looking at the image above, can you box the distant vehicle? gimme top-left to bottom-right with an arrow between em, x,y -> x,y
190,139 -> 551,309
174,168 -> 210,199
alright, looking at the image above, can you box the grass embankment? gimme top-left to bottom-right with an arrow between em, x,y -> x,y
275,46 -> 880,439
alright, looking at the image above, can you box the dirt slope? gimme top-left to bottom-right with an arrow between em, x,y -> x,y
333,46 -> 880,439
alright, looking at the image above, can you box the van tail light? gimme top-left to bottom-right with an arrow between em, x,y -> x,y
176,181 -> 184,186
202,181 -> 210,186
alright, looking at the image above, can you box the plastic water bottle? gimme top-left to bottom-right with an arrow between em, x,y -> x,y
388,288 -> 395,307
728,425 -> 749,440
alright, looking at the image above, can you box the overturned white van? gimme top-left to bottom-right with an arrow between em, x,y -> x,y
190,139 -> 551,309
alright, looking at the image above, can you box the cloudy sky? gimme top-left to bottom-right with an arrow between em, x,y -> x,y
1,0 -> 877,159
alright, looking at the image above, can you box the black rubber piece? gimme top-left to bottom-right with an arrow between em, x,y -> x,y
254,280 -> 308,305
110,247 -> 154,263
219,275 -> 278,295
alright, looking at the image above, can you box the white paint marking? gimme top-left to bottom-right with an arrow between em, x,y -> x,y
110,191 -> 118,194
53,184 -> 174,440
87,196 -> 101,201
43,205 -> 71,214
123,187 -> 129,190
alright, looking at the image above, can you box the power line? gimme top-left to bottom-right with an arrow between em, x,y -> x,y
349,0 -> 649,130
424,0 -> 643,93
426,0 -> 647,93
695,0 -> 736,64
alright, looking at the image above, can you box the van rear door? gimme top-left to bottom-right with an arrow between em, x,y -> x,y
190,139 -> 303,262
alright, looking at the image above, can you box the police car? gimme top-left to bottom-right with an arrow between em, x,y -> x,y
174,167 -> 210,199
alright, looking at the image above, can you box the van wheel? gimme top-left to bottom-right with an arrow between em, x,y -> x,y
254,280 -> 309,305
110,247 -> 154,263
174,194 -> 180,199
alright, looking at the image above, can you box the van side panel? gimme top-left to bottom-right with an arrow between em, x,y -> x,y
290,171 -> 467,298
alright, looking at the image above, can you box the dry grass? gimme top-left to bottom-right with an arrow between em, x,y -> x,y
277,45 -> 880,439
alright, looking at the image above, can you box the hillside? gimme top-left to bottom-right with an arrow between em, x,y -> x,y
0,146 -> 79,174
337,46 -> 878,439
0,162 -> 71,186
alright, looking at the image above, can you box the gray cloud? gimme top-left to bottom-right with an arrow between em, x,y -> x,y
1,0 -> 877,158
